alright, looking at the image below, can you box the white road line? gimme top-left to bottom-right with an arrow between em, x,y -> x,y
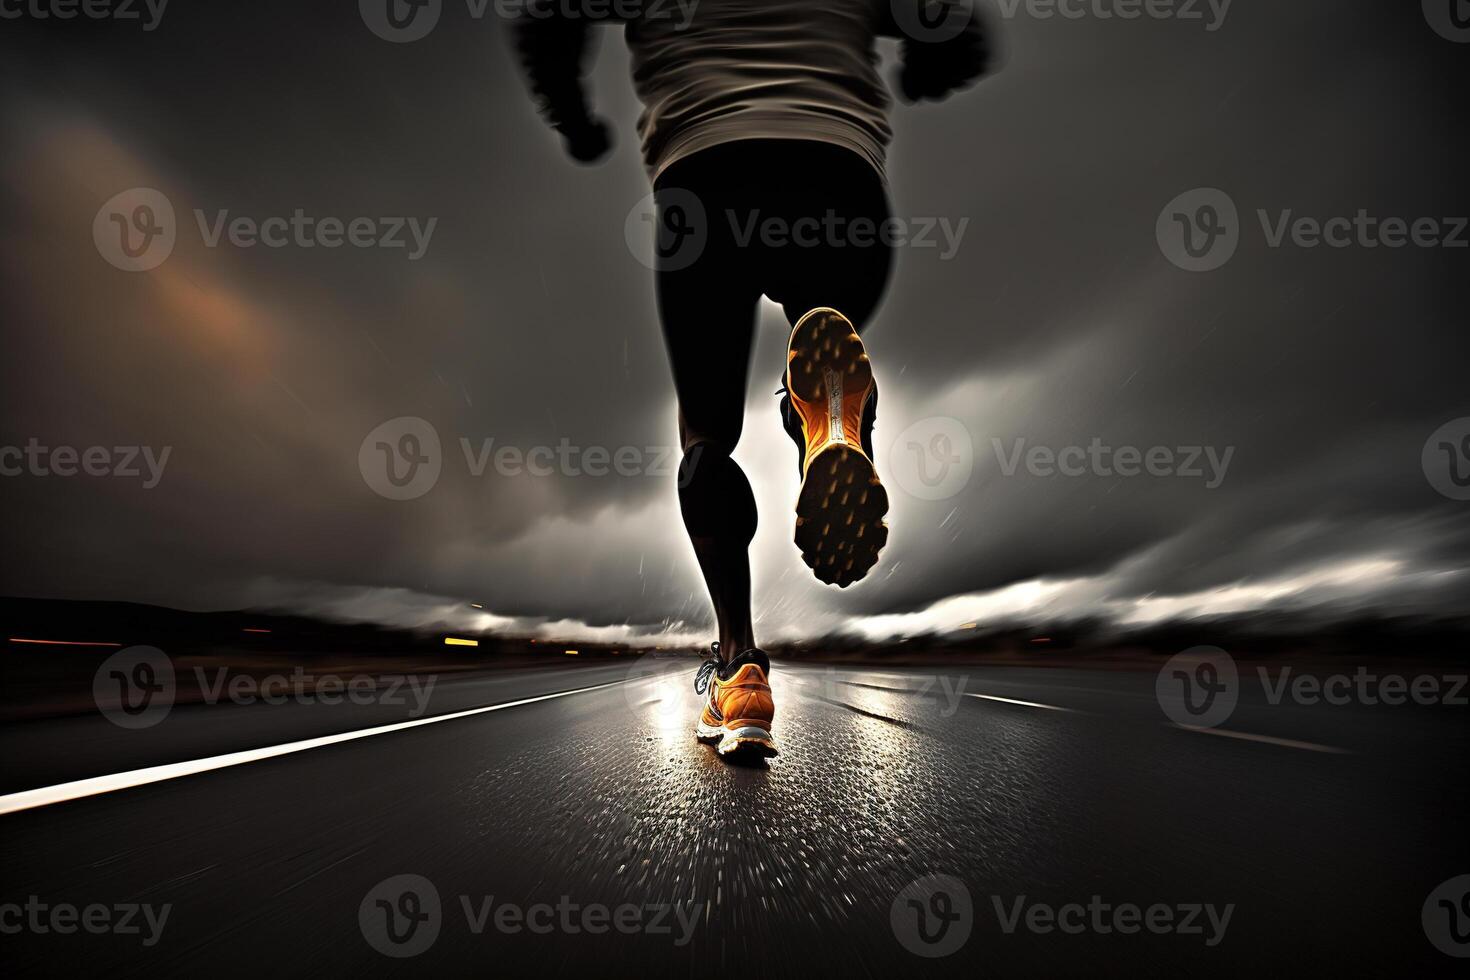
1172,724 -> 1350,754
965,693 -> 1076,712
0,680 -> 623,817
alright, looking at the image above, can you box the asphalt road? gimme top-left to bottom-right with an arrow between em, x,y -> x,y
1,657 -> 1466,977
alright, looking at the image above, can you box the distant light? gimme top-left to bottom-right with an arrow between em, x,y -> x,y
9,638 -> 123,647
1030,637 -> 1052,644
565,649 -> 579,656
242,628 -> 271,634
444,637 -> 479,647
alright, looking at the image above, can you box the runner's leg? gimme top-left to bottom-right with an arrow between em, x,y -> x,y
654,153 -> 762,654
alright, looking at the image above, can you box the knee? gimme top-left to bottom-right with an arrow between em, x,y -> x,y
676,442 -> 756,542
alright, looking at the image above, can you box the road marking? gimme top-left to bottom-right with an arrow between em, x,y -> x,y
0,680 -> 623,817
965,693 -> 1076,712
1172,724 -> 1350,754
813,695 -> 924,731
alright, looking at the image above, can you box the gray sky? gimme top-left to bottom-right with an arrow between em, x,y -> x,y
1,2 -> 1466,643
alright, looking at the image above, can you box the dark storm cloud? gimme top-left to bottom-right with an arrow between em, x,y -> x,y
1,2 -> 1466,639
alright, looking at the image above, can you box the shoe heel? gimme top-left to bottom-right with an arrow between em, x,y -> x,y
717,727 -> 778,757
787,308 -> 871,405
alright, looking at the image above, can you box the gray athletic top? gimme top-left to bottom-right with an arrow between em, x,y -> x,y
624,1 -> 892,180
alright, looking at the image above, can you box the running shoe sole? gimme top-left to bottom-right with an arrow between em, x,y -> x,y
786,308 -> 889,587
695,720 -> 779,758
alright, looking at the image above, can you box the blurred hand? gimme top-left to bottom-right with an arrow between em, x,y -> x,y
559,116 -> 613,164
896,11 -> 993,104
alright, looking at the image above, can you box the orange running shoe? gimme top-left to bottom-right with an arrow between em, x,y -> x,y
782,307 -> 889,587
694,643 -> 777,757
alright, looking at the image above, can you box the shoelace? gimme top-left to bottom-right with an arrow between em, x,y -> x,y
693,641 -> 724,696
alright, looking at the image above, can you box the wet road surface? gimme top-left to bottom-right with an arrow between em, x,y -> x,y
1,658 -> 1466,976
